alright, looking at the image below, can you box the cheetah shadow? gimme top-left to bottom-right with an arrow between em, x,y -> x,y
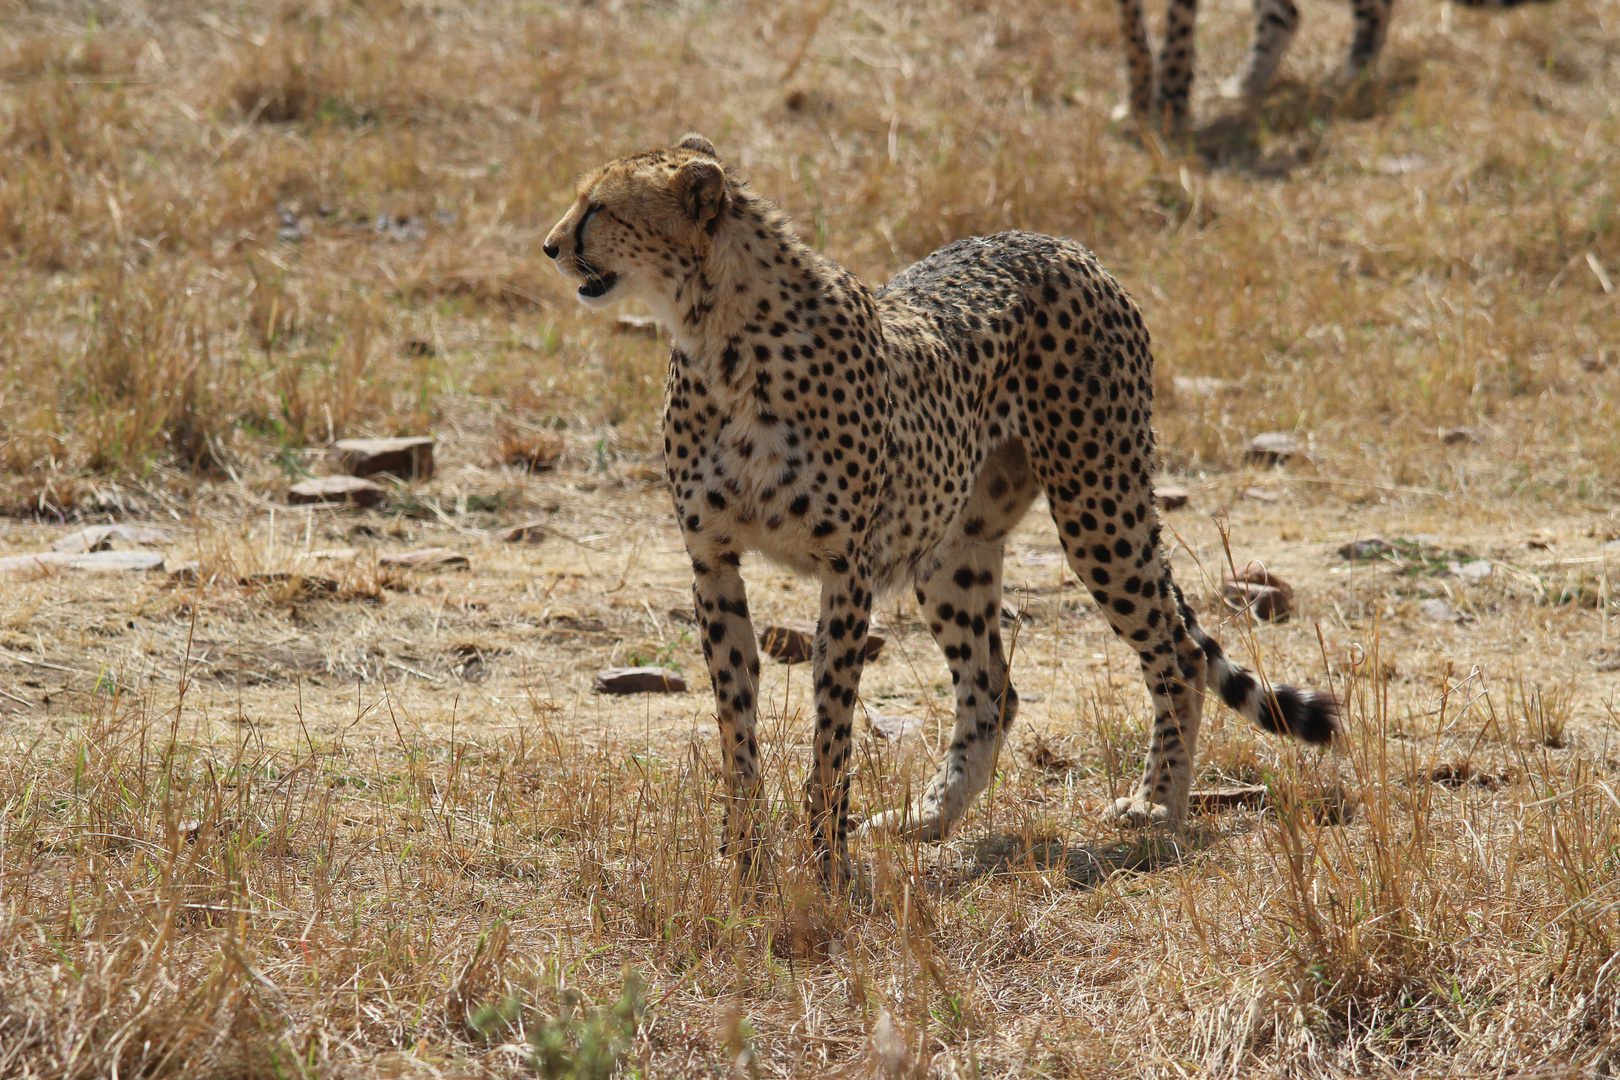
1188,58 -> 1422,176
955,827 -> 1224,889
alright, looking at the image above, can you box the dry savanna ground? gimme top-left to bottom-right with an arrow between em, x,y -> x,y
2,0 -> 1619,1075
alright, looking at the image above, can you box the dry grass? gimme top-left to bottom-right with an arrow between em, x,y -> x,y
3,0 -> 1620,1075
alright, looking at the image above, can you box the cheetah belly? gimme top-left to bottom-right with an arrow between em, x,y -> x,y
677,418 -> 839,578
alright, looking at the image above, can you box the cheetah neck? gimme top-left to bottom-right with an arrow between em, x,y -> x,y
661,189 -> 836,387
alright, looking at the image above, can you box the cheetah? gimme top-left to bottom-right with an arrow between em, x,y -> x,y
1120,0 -> 1557,132
543,135 -> 1337,882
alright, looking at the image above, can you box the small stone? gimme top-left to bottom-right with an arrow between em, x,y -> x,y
1448,559 -> 1492,581
52,525 -> 170,553
1374,154 -> 1428,176
330,437 -> 434,481
1339,535 -> 1395,560
1244,432 -> 1301,466
499,431 -> 565,472
494,521 -> 549,544
1172,375 -> 1241,397
760,619 -> 884,664
1190,785 -> 1270,811
1419,598 -> 1463,623
1438,427 -> 1479,445
1222,563 -> 1293,620
594,666 -> 687,694
1527,532 -> 1555,550
1155,486 -> 1190,511
243,571 -> 339,595
870,713 -> 926,741
0,550 -> 165,575
667,606 -> 697,624
166,560 -> 226,586
1026,734 -> 1076,772
1242,487 -> 1280,503
1223,581 -> 1289,621
378,548 -> 468,571
1018,549 -> 1065,566
1001,600 -> 1036,624
288,475 -> 387,507
296,547 -> 357,562
615,314 -> 660,336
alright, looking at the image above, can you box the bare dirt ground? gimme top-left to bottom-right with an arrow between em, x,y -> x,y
3,0 -> 1620,1075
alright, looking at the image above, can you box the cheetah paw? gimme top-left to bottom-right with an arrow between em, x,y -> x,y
1103,796 -> 1176,829
856,808 -> 948,844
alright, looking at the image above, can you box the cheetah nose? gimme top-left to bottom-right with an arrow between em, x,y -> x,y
542,240 -> 560,259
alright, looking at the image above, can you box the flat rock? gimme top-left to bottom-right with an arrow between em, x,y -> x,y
1420,598 -> 1464,624
494,520 -> 549,544
1242,487 -> 1280,503
1222,563 -> 1293,621
288,475 -> 387,507
1339,535 -> 1395,560
1438,427 -> 1479,445
1154,486 -> 1190,511
594,666 -> 686,694
52,524 -> 170,553
1244,432 -> 1302,466
760,619 -> 885,664
870,713 -> 926,741
379,547 -> 468,571
0,550 -> 165,575
331,436 -> 434,480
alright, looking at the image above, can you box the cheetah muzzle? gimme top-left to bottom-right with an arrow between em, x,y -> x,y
545,134 -> 1338,884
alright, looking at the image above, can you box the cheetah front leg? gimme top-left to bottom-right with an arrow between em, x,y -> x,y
803,564 -> 876,886
690,555 -> 766,878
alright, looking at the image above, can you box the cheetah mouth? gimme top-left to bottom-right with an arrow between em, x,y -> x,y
574,257 -> 619,300
578,271 -> 618,299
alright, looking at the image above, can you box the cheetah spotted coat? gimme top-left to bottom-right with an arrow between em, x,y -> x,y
544,136 -> 1336,881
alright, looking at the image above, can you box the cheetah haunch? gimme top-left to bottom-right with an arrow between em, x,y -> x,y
544,135 -> 1336,882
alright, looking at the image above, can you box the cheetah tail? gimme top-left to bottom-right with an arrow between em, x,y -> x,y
1176,588 -> 1340,745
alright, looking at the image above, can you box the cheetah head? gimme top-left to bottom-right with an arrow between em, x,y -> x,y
542,133 -> 731,315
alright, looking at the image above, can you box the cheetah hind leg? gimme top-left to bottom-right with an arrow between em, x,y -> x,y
860,441 -> 1037,843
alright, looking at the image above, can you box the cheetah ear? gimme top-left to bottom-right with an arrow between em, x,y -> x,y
672,157 -> 727,230
676,132 -> 718,158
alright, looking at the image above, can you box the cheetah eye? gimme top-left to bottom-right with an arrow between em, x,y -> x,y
578,204 -> 600,240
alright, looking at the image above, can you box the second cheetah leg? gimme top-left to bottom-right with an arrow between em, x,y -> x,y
1235,0 -> 1300,101
1115,0 -> 1155,120
862,441 -> 1037,842
1346,0 -> 1392,77
1153,0 -> 1200,133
